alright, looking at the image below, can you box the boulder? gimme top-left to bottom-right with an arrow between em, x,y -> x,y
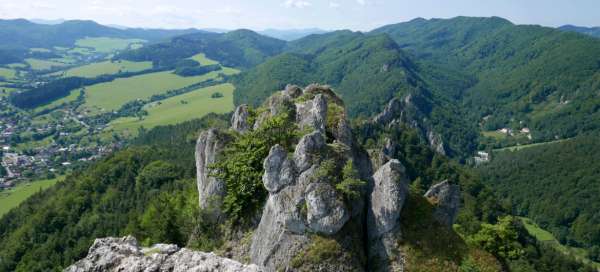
64,236 -> 262,272
305,182 -> 350,235
295,93 -> 327,133
195,129 -> 230,217
232,104 -> 251,133
263,145 -> 296,193
424,180 -> 461,226
293,131 -> 325,173
367,159 -> 409,271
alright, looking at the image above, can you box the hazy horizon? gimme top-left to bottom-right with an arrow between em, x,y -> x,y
1,0 -> 599,32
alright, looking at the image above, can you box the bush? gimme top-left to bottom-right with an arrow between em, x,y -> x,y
211,92 -> 224,99
210,112 -> 299,223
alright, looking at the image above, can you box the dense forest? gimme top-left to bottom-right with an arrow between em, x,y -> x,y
373,16 -> 600,143
116,30 -> 286,69
478,134 -> 600,261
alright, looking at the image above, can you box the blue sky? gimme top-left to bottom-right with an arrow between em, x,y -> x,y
1,0 -> 599,31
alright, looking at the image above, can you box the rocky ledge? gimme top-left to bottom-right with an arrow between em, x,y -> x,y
64,236 -> 262,272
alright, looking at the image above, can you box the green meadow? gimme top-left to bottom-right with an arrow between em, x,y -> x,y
109,83 -> 235,135
82,68 -> 239,114
190,53 -> 219,65
26,58 -> 69,70
0,177 -> 63,217
63,60 -> 153,78
519,217 -> 599,269
75,37 -> 146,53
0,67 -> 16,79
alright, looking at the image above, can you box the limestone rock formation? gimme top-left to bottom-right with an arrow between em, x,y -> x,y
367,159 -> 410,271
195,128 -> 231,218
424,180 -> 461,226
64,236 -> 262,272
374,95 -> 447,156
232,104 -> 251,133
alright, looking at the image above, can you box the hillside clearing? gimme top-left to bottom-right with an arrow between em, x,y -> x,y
25,58 -> 69,70
63,60 -> 153,78
0,177 -> 63,217
75,37 -> 146,52
108,83 -> 235,136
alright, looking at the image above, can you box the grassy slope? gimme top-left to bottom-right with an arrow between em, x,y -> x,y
25,58 -> 69,70
0,67 -> 16,79
519,217 -> 600,269
82,68 -> 237,114
109,83 -> 234,135
0,177 -> 63,217
189,53 -> 219,65
75,37 -> 145,53
63,60 -> 152,78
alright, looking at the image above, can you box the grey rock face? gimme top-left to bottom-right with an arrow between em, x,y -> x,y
295,93 -> 327,133
263,145 -> 295,193
283,84 -> 303,98
424,180 -> 461,226
305,182 -> 350,235
368,159 -> 409,271
64,236 -> 262,272
196,129 -> 230,216
373,95 -> 448,156
293,131 -> 325,173
232,104 -> 251,133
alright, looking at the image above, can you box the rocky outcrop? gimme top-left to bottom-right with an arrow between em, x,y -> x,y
367,159 -> 410,271
249,87 -> 360,271
373,95 -> 447,156
69,84 -> 464,272
65,236 -> 262,272
232,104 -> 251,133
195,128 -> 231,219
424,180 -> 461,226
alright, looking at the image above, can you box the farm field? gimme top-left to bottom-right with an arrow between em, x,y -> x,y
0,67 -> 16,79
25,58 -> 69,70
63,60 -> 153,78
0,176 -> 63,217
494,138 -> 570,152
519,217 -> 599,269
190,53 -> 219,65
75,37 -> 146,52
109,83 -> 235,135
81,67 -> 239,114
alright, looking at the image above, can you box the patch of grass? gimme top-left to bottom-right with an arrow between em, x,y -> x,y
481,130 -> 508,140
291,235 -> 344,268
81,70 -> 225,114
108,83 -> 235,136
25,58 -> 68,70
0,177 -> 63,217
6,63 -> 27,69
75,37 -> 146,53
30,48 -> 52,53
0,68 -> 16,80
494,138 -> 569,152
189,53 -> 219,66
518,217 -> 600,269
64,60 -> 153,78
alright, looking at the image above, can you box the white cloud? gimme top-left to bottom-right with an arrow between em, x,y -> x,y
329,2 -> 340,8
283,0 -> 312,8
356,0 -> 366,6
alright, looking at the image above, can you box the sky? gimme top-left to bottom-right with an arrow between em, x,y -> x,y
1,0 -> 599,31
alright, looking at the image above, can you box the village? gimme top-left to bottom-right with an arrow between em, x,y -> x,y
0,96 -> 122,190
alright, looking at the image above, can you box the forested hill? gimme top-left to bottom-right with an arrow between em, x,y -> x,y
372,16 -> 600,143
559,25 -> 600,38
232,30 -> 479,157
0,19 -> 199,50
478,134 -> 600,262
116,30 -> 286,68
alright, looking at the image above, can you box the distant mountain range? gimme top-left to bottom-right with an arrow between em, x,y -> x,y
559,24 -> 600,38
258,28 -> 328,41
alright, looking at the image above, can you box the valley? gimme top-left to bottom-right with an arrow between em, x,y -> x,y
0,13 -> 599,272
